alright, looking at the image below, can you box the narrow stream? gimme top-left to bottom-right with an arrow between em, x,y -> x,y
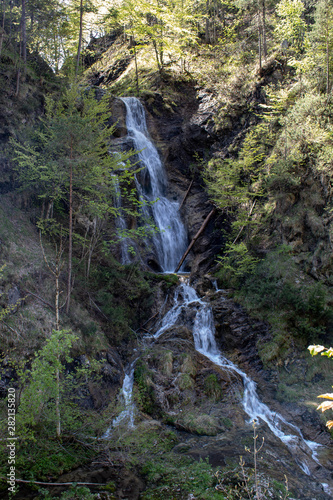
102,361 -> 136,439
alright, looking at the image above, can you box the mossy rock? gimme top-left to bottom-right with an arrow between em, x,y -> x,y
159,350 -> 173,376
204,373 -> 223,401
177,373 -> 194,391
220,417 -> 233,430
180,354 -> 196,377
180,413 -> 219,435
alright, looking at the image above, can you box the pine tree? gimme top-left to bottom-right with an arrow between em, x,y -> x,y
12,86 -> 135,313
274,0 -> 306,54
308,0 -> 333,94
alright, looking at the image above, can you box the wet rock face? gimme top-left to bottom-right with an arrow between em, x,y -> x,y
211,293 -> 268,358
136,325 -> 244,434
271,173 -> 333,278
141,87 -> 224,272
105,88 -> 224,273
108,97 -> 127,138
74,348 -> 124,410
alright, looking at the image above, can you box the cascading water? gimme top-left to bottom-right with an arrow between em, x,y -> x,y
121,97 -> 188,272
153,278 -> 323,476
102,362 -> 136,439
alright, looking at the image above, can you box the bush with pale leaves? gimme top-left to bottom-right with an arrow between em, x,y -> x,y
308,345 -> 333,430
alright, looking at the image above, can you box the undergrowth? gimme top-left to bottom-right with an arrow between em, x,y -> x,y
216,245 -> 333,363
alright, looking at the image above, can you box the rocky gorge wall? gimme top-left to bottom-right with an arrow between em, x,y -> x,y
107,86 -> 224,274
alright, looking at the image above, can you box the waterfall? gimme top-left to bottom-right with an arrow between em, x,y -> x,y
153,278 -> 322,476
102,362 -> 136,439
121,97 -> 188,272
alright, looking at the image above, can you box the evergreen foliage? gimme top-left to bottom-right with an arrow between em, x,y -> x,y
11,84 -> 139,308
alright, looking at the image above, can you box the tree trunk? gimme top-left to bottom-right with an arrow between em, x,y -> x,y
15,66 -> 20,96
327,22 -> 330,95
153,40 -> 162,73
55,239 -> 62,330
55,363 -> 61,439
0,0 -> 6,58
258,17 -> 262,71
133,40 -> 139,96
205,0 -> 210,44
39,231 -> 63,439
159,23 -> 163,68
21,0 -> 26,74
76,0 -> 83,76
262,0 -> 267,58
213,0 -> 217,44
66,140 -> 73,314
9,0 -> 12,40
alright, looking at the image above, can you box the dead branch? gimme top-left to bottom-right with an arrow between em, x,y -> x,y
179,179 -> 194,210
175,207 -> 216,272
140,310 -> 159,328
0,477 -> 108,487
232,200 -> 256,245
25,290 -> 55,311
87,293 -> 108,320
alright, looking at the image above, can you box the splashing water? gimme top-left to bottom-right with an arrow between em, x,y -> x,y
121,97 -> 188,272
106,99 -> 329,490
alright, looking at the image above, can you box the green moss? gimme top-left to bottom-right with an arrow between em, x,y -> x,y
134,360 -> 156,415
204,374 -> 223,401
181,413 -> 219,436
178,373 -> 194,390
159,350 -> 173,376
0,438 -> 94,483
90,262 -> 156,344
220,417 -> 233,430
180,354 -> 196,377
276,382 -> 299,403
141,458 -> 222,500
113,424 -> 179,461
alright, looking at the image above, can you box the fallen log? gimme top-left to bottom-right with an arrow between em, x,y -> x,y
174,207 -> 216,272
0,477 -> 107,487
179,179 -> 194,210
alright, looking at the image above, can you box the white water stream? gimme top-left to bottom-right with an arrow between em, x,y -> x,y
154,279 -> 322,476
121,97 -> 187,272
102,361 -> 136,439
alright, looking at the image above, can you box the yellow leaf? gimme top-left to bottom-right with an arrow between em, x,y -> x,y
326,421 -> 333,430
308,345 -> 326,356
321,348 -> 333,358
317,393 -> 333,400
317,401 -> 333,412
